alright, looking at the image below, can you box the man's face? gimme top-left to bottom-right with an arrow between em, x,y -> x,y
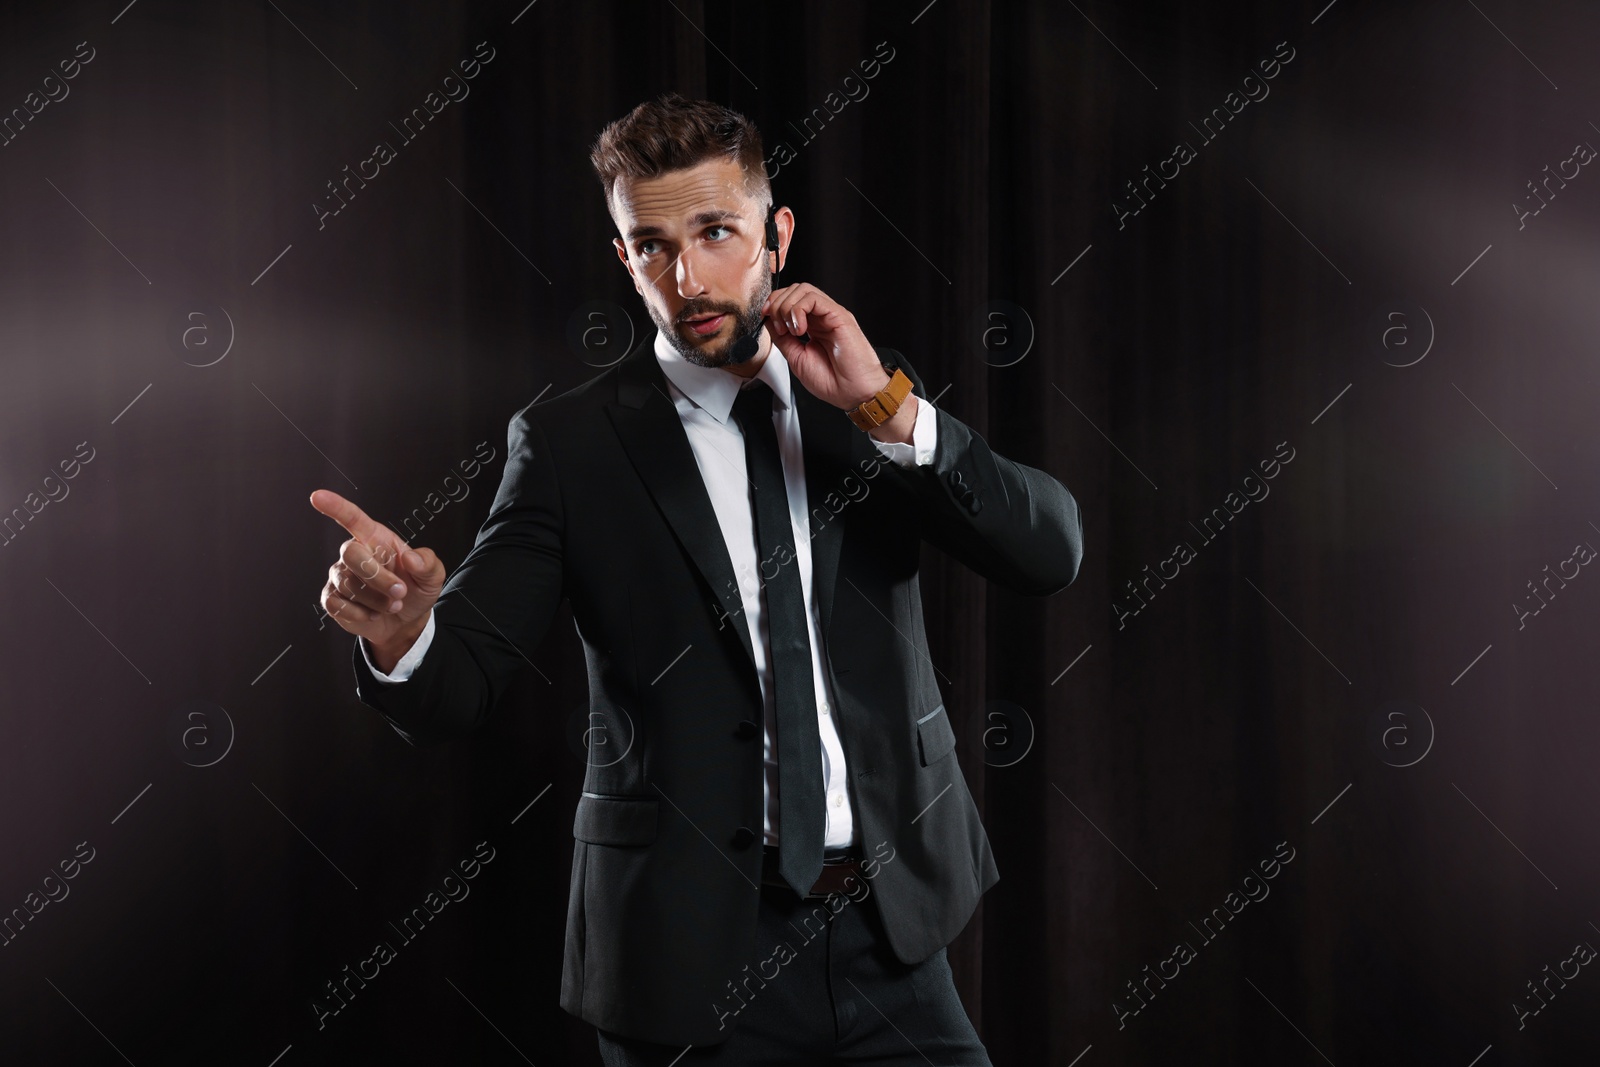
610,157 -> 778,369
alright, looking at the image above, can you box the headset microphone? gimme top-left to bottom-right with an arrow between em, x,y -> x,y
729,204 -> 781,363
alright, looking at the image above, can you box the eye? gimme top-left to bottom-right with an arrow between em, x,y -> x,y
705,225 -> 733,241
637,239 -> 661,257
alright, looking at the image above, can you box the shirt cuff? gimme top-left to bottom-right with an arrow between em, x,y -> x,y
360,608 -> 437,683
868,394 -> 937,468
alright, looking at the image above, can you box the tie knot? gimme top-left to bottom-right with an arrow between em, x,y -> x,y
732,379 -> 773,429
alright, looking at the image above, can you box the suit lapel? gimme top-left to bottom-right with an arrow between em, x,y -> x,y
605,334 -> 865,673
607,337 -> 757,672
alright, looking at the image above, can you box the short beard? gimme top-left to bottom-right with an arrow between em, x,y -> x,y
653,268 -> 772,369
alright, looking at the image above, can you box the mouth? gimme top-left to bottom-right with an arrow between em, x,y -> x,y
681,312 -> 728,337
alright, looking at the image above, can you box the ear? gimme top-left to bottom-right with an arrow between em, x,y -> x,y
613,238 -> 642,293
772,206 -> 795,275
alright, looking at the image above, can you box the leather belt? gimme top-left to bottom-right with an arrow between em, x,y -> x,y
760,844 -> 865,899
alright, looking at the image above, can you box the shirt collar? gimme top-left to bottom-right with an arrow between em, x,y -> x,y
653,327 -> 793,427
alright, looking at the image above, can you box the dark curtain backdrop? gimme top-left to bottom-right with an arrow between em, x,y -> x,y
2,1 -> 1596,1063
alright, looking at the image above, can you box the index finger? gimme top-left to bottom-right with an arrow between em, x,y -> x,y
310,489 -> 381,542
773,286 -> 832,336
761,283 -> 802,318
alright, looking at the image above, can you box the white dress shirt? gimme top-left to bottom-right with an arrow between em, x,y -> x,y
364,331 -> 938,851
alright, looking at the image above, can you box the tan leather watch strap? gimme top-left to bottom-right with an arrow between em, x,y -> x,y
846,367 -> 913,431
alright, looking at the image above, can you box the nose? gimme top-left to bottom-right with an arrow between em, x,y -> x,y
674,245 -> 708,300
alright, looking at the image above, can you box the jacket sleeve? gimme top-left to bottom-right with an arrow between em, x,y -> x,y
350,403 -> 566,746
876,349 -> 1083,596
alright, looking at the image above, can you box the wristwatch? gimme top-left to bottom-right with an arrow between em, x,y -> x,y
846,361 -> 914,432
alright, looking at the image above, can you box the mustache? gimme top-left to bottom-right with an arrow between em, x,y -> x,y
675,302 -> 742,326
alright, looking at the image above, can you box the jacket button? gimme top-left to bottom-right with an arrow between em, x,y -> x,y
731,826 -> 756,849
947,469 -> 965,487
735,719 -> 759,740
967,497 -> 983,514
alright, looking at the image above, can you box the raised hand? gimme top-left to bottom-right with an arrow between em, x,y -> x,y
761,282 -> 891,412
310,489 -> 447,662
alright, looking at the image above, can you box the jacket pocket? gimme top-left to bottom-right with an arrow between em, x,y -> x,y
916,704 -> 958,766
573,792 -> 659,846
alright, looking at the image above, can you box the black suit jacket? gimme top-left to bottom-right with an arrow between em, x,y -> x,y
351,334 -> 1083,1045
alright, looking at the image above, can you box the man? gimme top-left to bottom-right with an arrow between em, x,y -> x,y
311,93 -> 1082,1065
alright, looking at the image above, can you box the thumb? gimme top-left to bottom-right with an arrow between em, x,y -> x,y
401,547 -> 446,592
769,328 -> 810,374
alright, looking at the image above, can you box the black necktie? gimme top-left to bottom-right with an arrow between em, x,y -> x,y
731,378 -> 824,897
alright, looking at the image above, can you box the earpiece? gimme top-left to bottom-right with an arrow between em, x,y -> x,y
763,203 -> 780,286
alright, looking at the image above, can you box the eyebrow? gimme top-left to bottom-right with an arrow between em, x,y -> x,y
626,209 -> 744,242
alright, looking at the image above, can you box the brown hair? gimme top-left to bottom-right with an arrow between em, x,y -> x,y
589,92 -> 769,216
